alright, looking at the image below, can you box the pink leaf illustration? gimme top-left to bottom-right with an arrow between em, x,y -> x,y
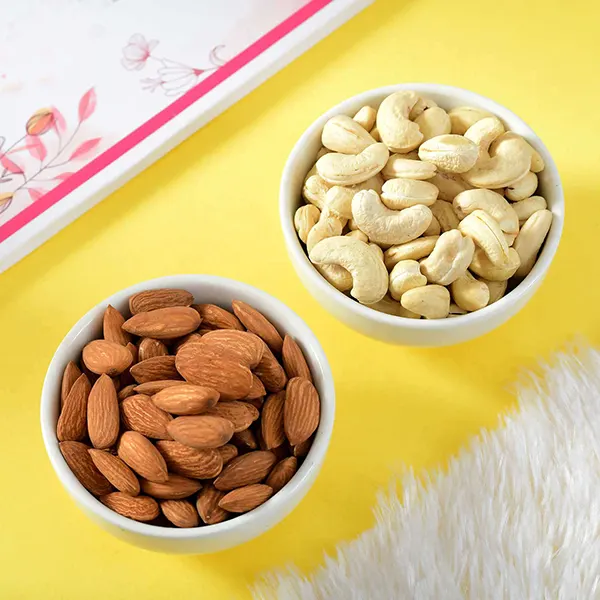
26,135 -> 47,162
69,137 -> 101,160
78,88 -> 97,122
54,172 -> 75,181
1,155 -> 24,174
52,106 -> 67,134
27,187 -> 45,201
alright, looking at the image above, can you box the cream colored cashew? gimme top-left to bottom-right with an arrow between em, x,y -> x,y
382,154 -> 437,180
464,117 -> 505,161
306,208 -> 347,252
353,106 -> 377,132
512,195 -> 547,223
365,295 -> 420,318
504,232 -> 517,246
376,91 -> 423,153
453,188 -> 519,234
389,260 -> 427,300
420,230 -> 475,285
430,200 -> 460,232
322,115 -> 376,154
294,204 -> 321,244
418,135 -> 479,174
414,107 -> 451,142
369,243 -> 384,261
408,95 -> 438,120
302,168 -> 331,209
317,143 -> 389,186
309,235 -> 388,304
400,285 -> 450,319
315,264 -> 353,292
523,140 -> 545,173
448,106 -> 495,135
383,236 -> 439,270
325,186 -> 355,220
370,126 -> 381,142
513,209 -> 552,277
505,171 -> 538,201
448,303 -> 468,317
316,147 -> 331,160
346,229 -> 369,243
450,271 -> 490,312
381,178 -> 439,209
351,189 -> 432,245
430,172 -> 473,201
481,279 -> 507,304
463,132 -> 532,188
458,209 -> 510,267
469,247 -> 520,281
423,215 -> 441,236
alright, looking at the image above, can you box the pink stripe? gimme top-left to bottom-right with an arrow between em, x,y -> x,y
0,0 -> 334,244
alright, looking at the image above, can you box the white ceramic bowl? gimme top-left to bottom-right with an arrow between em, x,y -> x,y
280,83 -> 564,346
41,275 -> 335,554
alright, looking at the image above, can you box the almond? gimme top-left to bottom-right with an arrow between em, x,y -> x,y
199,330 -> 264,369
214,450 -> 276,491
254,343 -> 287,393
281,335 -> 313,382
103,305 -> 131,346
172,332 -> 203,354
57,373 -> 91,442
152,384 -> 219,415
167,415 -> 234,449
61,361 -> 81,407
218,484 -> 273,513
79,359 -> 99,385
217,444 -> 238,465
130,355 -> 180,384
231,300 -> 284,353
123,306 -> 200,339
192,304 -> 244,331
261,391 -> 286,449
284,377 -> 320,446
140,474 -> 202,499
245,374 -> 266,400
246,396 -> 265,411
120,394 -> 172,439
60,441 -> 113,496
155,440 -> 223,479
196,485 -> 230,524
207,401 -> 256,433
82,340 -> 133,376
119,343 -> 138,387
138,338 -> 169,362
292,436 -> 313,458
129,288 -> 194,314
161,499 -> 200,528
265,457 -> 298,492
100,492 -> 159,522
117,431 -> 168,483
87,374 -> 120,449
126,342 -> 138,365
232,428 -> 258,451
118,384 -> 137,401
133,380 -> 183,395
88,449 -> 140,496
112,376 -> 122,392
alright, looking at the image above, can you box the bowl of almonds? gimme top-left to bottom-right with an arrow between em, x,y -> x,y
41,275 -> 334,553
280,84 -> 564,346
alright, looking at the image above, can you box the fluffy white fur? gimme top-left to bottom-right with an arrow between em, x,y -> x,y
253,346 -> 600,599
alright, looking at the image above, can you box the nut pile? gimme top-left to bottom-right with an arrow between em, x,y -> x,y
57,289 -> 320,527
294,91 -> 553,319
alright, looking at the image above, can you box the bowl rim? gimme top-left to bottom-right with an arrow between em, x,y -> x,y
41,274 -> 335,540
280,82 -> 564,331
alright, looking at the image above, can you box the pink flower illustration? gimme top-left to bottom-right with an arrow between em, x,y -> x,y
121,34 -> 158,71
158,61 -> 204,96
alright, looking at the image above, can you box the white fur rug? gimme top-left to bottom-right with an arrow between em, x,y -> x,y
253,347 -> 600,599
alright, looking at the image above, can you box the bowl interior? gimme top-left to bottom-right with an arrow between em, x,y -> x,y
41,275 -> 334,540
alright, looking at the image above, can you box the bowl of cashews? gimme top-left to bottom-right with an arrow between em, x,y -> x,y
280,84 -> 564,346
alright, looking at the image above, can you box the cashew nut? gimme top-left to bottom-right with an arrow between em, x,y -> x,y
414,107 -> 452,142
317,143 -> 389,186
302,168 -> 331,209
512,195 -> 547,223
325,186 -> 356,220
504,232 -> 517,247
383,236 -> 440,270
450,271 -> 490,312
408,95 -> 438,120
448,106 -> 495,135
418,135 -> 479,173
523,140 -> 545,173
448,303 -> 468,317
505,171 -> 538,201
364,294 -> 420,318
316,147 -> 331,160
369,243 -> 384,262
306,208 -> 347,252
347,218 -> 360,231
513,209 -> 552,277
430,172 -> 473,201
353,106 -> 377,132
370,126 -> 381,142
381,178 -> 439,209
346,229 -> 369,243
315,264 -> 353,292
453,189 -> 519,234
469,247 -> 521,281
463,132 -> 532,188
376,91 -> 423,153
389,260 -> 427,300
382,154 -> 437,180
294,204 -> 321,243
464,116 -> 505,161
400,285 -> 450,319
430,200 -> 460,232
482,279 -> 508,304
420,230 -> 475,285
309,235 -> 388,304
458,209 -> 510,267
351,189 -> 433,246
423,214 -> 441,236
322,115 -> 376,154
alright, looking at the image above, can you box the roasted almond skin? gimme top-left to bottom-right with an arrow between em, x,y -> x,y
134,380 -> 183,395
100,492 -> 159,522
138,338 -> 169,362
192,304 -> 244,331
118,384 -> 137,401
207,401 -> 256,433
82,340 -> 133,376
161,499 -> 200,528
103,305 -> 131,346
57,373 -> 91,442
218,484 -> 273,513
87,374 -> 120,449
123,306 -> 200,339
88,449 -> 140,496
261,391 -> 286,449
140,474 -> 202,499
167,415 -> 234,449
292,437 -> 313,458
265,457 -> 298,492
196,485 -> 230,524
231,300 -> 284,353
152,384 -> 219,415
232,428 -> 258,451
60,441 -> 113,496
129,288 -> 194,314
121,394 -> 173,440
245,374 -> 266,400
61,361 -> 81,407
284,377 -> 320,446
199,330 -> 265,369
281,335 -> 313,382
254,343 -> 287,393
130,356 -> 180,384
156,440 -> 223,479
214,451 -> 277,491
217,444 -> 238,465
117,431 -> 168,483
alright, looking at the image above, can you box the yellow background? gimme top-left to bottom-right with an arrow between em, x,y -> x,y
1,0 -> 599,597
